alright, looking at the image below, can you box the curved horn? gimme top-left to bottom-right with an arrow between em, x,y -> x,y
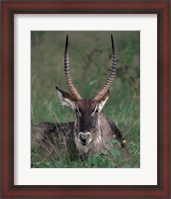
64,35 -> 82,100
94,35 -> 117,101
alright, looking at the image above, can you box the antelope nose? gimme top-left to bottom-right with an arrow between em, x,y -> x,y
79,135 -> 86,143
79,132 -> 91,144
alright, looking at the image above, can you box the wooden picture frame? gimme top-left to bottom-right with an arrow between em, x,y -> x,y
1,0 -> 170,198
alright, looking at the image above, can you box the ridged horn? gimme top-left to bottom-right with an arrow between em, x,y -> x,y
64,35 -> 82,100
94,35 -> 117,101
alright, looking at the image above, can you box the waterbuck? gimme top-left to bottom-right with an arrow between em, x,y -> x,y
32,35 -> 125,160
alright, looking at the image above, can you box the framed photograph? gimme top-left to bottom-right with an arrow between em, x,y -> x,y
1,0 -> 170,198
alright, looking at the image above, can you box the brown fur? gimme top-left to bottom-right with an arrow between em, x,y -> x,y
32,113 -> 124,159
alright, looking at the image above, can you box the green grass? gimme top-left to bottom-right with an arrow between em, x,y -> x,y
31,31 -> 140,168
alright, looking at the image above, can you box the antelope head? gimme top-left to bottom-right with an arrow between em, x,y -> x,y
56,35 -> 117,147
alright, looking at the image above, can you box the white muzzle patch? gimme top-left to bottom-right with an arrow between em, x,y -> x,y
78,132 -> 92,146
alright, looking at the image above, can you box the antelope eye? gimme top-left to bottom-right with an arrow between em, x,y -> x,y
95,109 -> 99,113
92,106 -> 99,114
75,107 -> 81,115
75,108 -> 79,113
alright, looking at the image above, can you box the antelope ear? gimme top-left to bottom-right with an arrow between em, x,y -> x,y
98,91 -> 109,112
56,86 -> 76,110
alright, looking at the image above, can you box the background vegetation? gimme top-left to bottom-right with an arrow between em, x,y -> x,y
31,31 -> 140,168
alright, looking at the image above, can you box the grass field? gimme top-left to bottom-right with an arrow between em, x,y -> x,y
31,31 -> 140,168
